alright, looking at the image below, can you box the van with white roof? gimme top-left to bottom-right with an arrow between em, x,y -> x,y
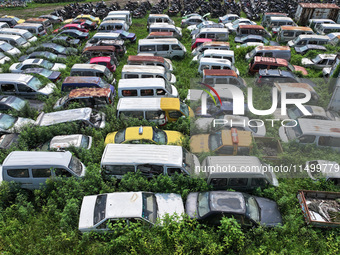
137,38 -> 186,59
308,19 -> 336,30
70,64 -> 114,83
287,34 -> 329,47
149,23 -> 182,38
198,58 -> 239,75
118,78 -> 178,98
315,23 -> 340,35
121,65 -> 176,84
277,26 -> 314,43
147,14 -> 175,29
279,119 -> 340,152
199,156 -> 278,190
0,151 -> 85,190
0,34 -> 29,48
192,27 -> 229,42
100,144 -> 200,179
127,55 -> 173,72
193,49 -> 235,63
245,46 -> 291,61
268,16 -> 296,33
98,20 -> 129,31
85,32 -> 121,47
107,10 -> 132,26
0,28 -> 37,42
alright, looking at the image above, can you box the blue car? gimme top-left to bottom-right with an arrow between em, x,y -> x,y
114,30 -> 136,42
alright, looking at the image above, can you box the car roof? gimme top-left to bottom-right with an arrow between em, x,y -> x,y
208,191 -> 246,214
298,118 -> 340,135
258,69 -> 295,77
50,134 -> 85,149
118,78 -> 165,88
68,88 -> 111,99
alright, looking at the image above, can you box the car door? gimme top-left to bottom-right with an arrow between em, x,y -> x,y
31,168 -> 52,189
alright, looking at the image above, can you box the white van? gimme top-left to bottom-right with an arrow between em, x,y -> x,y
268,16 -> 295,31
0,41 -> 21,56
309,19 -> 336,30
193,49 -> 235,63
147,14 -> 175,29
118,78 -> 178,98
0,151 -> 85,190
98,20 -> 129,32
192,27 -> 229,42
127,55 -> 173,72
0,22 -> 10,29
149,23 -> 182,39
245,46 -> 291,61
137,39 -> 186,59
14,23 -> 46,37
0,34 -> 30,48
198,58 -> 239,75
0,28 -> 37,42
279,119 -> 340,152
70,64 -> 115,83
121,65 -> 176,84
315,24 -> 340,35
277,26 -> 314,43
287,34 -> 329,47
104,15 -> 130,27
101,144 -> 200,179
191,41 -> 230,56
85,32 -> 121,47
107,10 -> 132,26
199,156 -> 279,190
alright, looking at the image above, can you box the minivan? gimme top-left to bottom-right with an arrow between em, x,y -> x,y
193,49 -> 235,64
117,97 -> 193,125
191,41 -> 230,56
0,22 -> 10,29
0,74 -> 56,98
0,41 -> 21,56
199,58 -> 239,75
127,55 -> 173,72
118,78 -> 178,98
14,23 -> 46,37
121,65 -> 176,84
0,151 -> 85,190
199,156 -> 279,190
85,32 -> 121,47
245,46 -> 291,61
315,23 -> 340,35
61,76 -> 115,93
192,27 -> 229,42
107,10 -> 132,26
147,14 -> 175,29
0,28 -> 37,42
146,32 -> 175,39
25,18 -> 53,31
100,144 -> 199,179
236,24 -> 271,39
279,118 -> 340,152
103,15 -> 130,28
202,69 -> 247,89
308,19 -> 336,30
149,23 -> 182,39
262,12 -> 288,27
70,64 -> 115,83
268,16 -> 296,33
0,34 -> 30,48
138,38 -> 186,59
98,20 -> 129,32
287,34 -> 329,47
277,26 -> 314,43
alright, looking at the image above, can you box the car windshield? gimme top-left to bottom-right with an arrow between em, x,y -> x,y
292,37 -> 300,44
287,62 -> 295,72
0,42 -> 13,51
99,79 -> 110,88
93,194 -> 107,225
0,114 -> 16,130
54,44 -> 66,53
41,60 -> 53,69
17,37 -> 26,45
27,77 -> 44,90
68,156 -> 83,176
244,194 -> 260,222
152,128 -> 167,144
285,122 -> 303,140
80,135 -> 90,148
23,32 -> 33,40
120,31 -> 129,36
248,120 -> 258,133
165,80 -> 172,93
197,192 -> 210,217
183,148 -> 194,173
248,48 -> 257,59
142,193 -> 157,224
10,97 -> 26,111
59,95 -> 69,106
180,102 -> 189,116
312,55 -> 322,63
40,68 -> 53,76
208,133 -> 223,151
114,129 -> 126,143
165,71 -> 171,81
287,107 -> 304,119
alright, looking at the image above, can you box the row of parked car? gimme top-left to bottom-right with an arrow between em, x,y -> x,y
0,6 -> 339,231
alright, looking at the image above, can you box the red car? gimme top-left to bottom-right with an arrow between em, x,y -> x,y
53,24 -> 88,34
89,56 -> 116,73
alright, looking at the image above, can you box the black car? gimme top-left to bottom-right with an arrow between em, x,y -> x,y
186,191 -> 283,227
23,68 -> 61,83
72,19 -> 97,30
294,45 -> 327,55
52,35 -> 81,47
56,29 -> 89,40
19,51 -> 67,62
26,43 -> 78,56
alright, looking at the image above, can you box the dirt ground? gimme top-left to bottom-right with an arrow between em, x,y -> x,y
0,0 -> 158,18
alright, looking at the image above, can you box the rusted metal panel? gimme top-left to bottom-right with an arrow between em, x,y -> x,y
203,69 -> 238,77
63,76 -> 100,84
128,55 -> 165,64
299,3 -> 339,9
69,88 -> 111,99
296,3 -> 340,25
238,25 -> 264,30
280,26 -> 313,31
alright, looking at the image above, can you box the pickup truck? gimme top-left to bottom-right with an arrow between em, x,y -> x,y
297,190 -> 340,228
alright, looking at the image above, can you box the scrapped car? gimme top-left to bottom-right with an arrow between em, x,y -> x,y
188,21 -> 223,35
78,192 -> 184,232
305,160 -> 340,185
19,51 -> 67,62
35,107 -> 106,129
89,56 -> 116,73
1,15 -> 24,24
225,18 -> 256,33
254,69 -> 302,86
190,129 -> 253,155
104,126 -> 184,145
181,15 -> 204,27
0,113 -> 34,134
0,95 -> 26,111
10,59 -> 66,73
23,68 -> 62,83
301,54 -> 336,69
219,14 -> 240,24
56,29 -> 89,40
249,57 -> 308,75
39,14 -> 63,24
294,45 -> 327,55
0,41 -> 20,56
27,43 -> 78,56
186,191 -> 282,227
41,134 -> 93,151
53,23 -> 89,34
51,35 -> 81,47
236,42 -> 264,48
53,88 -> 114,110
195,115 -> 266,137
234,35 -> 269,44
114,30 -> 136,42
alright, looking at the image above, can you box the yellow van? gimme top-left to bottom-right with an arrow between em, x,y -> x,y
190,128 -> 253,155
